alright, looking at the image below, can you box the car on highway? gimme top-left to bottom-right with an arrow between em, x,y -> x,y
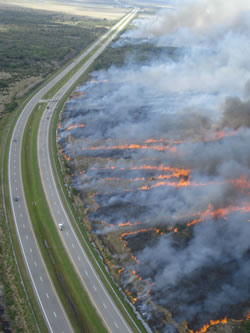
58,223 -> 64,230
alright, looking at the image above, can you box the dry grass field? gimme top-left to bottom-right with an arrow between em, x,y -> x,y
0,0 -> 129,19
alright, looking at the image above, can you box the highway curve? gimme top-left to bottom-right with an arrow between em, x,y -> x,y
8,9 -> 139,333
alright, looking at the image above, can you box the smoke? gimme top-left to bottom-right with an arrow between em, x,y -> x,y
136,216 -> 250,328
129,0 -> 250,43
59,0 -> 250,331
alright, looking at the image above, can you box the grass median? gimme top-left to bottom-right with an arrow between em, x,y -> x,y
21,103 -> 107,333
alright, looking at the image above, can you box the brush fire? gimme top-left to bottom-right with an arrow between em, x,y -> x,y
58,0 -> 250,332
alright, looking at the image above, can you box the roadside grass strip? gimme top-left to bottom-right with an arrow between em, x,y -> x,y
21,103 -> 106,333
2,101 -> 49,333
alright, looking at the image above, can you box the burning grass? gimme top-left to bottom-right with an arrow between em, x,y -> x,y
57,10 -> 250,332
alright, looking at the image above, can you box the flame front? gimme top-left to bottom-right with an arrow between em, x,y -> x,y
66,123 -> 85,131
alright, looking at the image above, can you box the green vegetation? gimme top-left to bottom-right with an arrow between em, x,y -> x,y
233,320 -> 250,333
93,43 -> 177,71
0,6 -> 107,78
1,100 -> 48,332
4,99 -> 18,113
0,5 -> 110,116
21,103 -> 106,333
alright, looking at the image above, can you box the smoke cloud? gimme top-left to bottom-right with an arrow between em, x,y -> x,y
59,1 -> 250,331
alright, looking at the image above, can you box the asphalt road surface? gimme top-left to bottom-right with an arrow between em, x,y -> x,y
8,8 -> 139,333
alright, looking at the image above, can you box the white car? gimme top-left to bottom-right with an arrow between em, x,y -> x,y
58,223 -> 64,230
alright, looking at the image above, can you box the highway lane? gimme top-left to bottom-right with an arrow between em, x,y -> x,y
38,9 -> 141,333
8,106 -> 73,333
8,9 -> 138,333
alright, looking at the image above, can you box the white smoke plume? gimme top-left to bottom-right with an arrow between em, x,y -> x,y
131,0 -> 250,41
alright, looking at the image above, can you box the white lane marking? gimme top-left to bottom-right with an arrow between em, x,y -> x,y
29,247 -> 32,253
16,187 -> 18,191
34,261 -> 37,267
26,235 -> 29,240
57,210 -> 60,215
40,276 -> 43,282
85,270 -> 88,276
20,213 -> 22,218
103,303 -> 107,309
18,204 -> 20,208
46,293 -> 49,299
78,256 -> 81,261
14,165 -> 16,169
66,232 -> 69,236
72,243 -> 74,249
114,322 -> 119,328
53,312 -> 57,318
14,179 -> 17,183
93,285 -> 97,292
23,224 -> 25,229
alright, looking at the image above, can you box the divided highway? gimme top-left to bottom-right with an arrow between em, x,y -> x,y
8,8 -> 139,333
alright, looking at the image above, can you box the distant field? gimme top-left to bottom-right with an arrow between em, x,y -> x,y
0,4 -> 112,116
0,0 -> 129,19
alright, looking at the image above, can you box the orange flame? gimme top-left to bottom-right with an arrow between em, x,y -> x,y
118,221 -> 142,227
145,138 -> 183,144
230,175 -> 250,191
189,317 -> 228,333
187,204 -> 250,227
118,267 -> 124,276
82,144 -> 176,152
132,297 -> 137,304
66,123 -> 85,131
63,153 -> 70,161
120,228 -> 154,241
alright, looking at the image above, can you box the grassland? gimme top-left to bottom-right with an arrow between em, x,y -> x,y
0,4 -> 111,116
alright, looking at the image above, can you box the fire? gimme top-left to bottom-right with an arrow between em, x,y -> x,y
132,297 -> 137,304
120,228 -> 154,241
131,269 -> 142,281
139,179 -> 214,191
187,203 -> 250,227
66,123 -> 85,131
130,164 -> 190,175
206,129 -> 238,142
63,153 -> 70,161
145,138 -> 183,144
118,267 -> 124,276
118,221 -> 142,227
230,175 -> 250,191
103,177 -> 145,182
82,144 -> 176,152
188,317 -> 228,333
246,312 -> 250,320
